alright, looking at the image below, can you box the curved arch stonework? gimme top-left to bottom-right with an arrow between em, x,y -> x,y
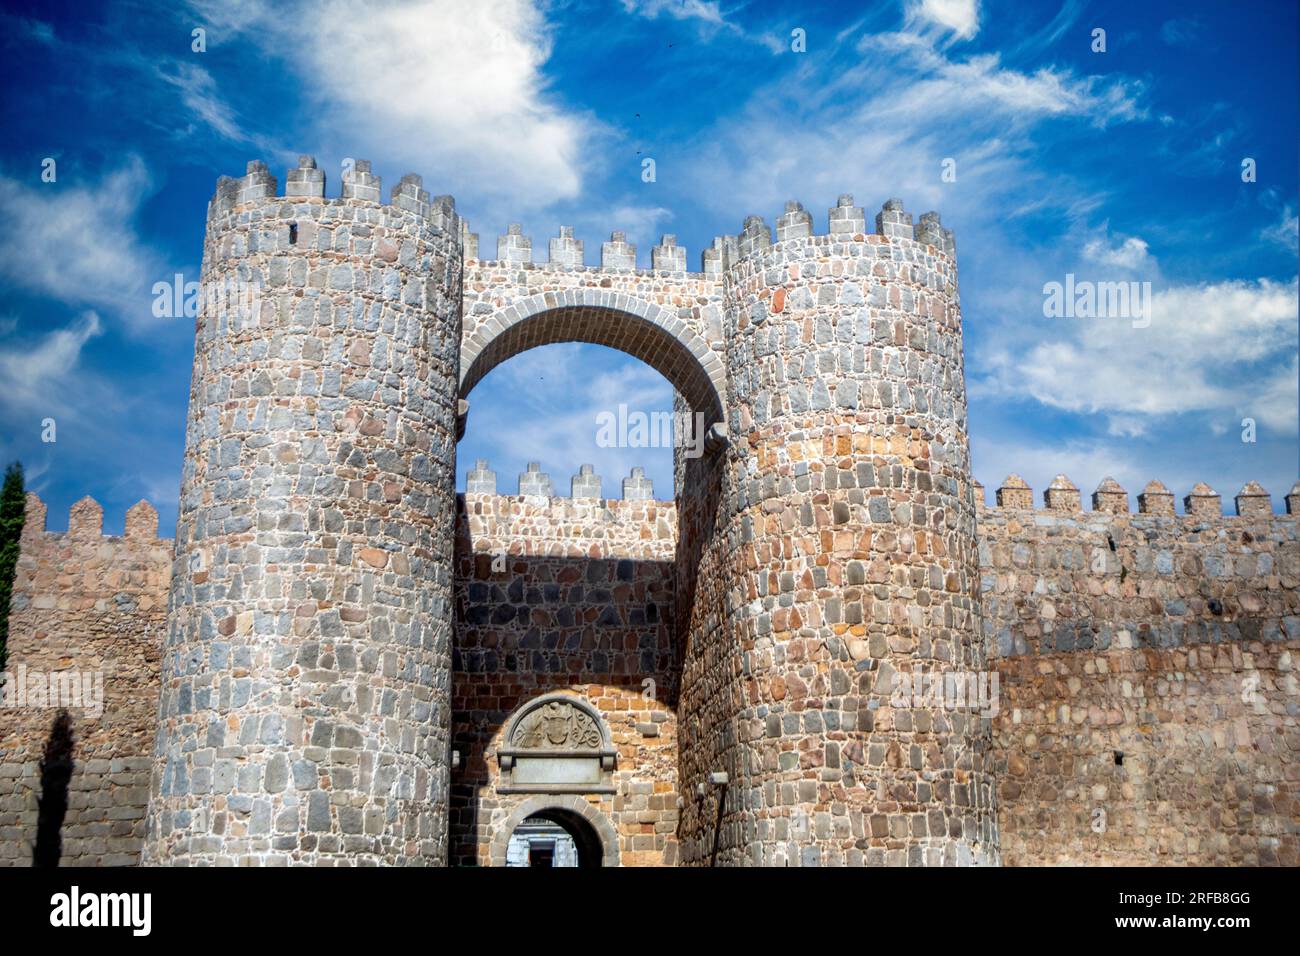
488,795 -> 621,867
460,268 -> 728,426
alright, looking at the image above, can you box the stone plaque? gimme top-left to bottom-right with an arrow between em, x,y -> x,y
497,693 -> 618,794
512,757 -> 602,787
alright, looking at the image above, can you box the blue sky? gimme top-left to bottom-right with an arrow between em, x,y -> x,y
0,0 -> 1296,534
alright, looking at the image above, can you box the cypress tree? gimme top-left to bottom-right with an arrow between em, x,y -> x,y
0,460 -> 25,674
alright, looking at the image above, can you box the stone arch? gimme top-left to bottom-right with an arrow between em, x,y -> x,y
459,288 -> 726,426
488,795 -> 621,867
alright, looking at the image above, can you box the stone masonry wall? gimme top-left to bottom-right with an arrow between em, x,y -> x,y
143,158 -> 463,865
678,197 -> 997,867
451,484 -> 679,866
994,641 -> 1297,865
979,477 -> 1300,864
670,395 -> 738,866
4,475 -> 1297,866
0,494 -> 171,866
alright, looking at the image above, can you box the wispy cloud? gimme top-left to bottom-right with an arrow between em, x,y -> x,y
0,159 -> 168,326
0,311 -> 105,419
2,13 -> 55,45
660,10 -> 1149,290
0,307 -> 184,530
154,60 -> 258,145
1261,204 -> 1299,251
621,0 -> 727,27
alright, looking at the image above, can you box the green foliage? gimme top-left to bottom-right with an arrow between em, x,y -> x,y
0,460 -> 26,673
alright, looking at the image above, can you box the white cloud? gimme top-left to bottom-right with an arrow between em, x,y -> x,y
155,61 -> 254,144
0,308 -> 184,529
678,18 -> 1147,236
876,51 -> 1145,126
0,311 -> 106,419
977,277 -> 1299,433
1250,355 -> 1300,434
189,0 -> 593,211
619,0 -> 791,52
0,159 -> 168,325
621,0 -> 726,26
1082,232 -> 1154,271
907,0 -> 980,40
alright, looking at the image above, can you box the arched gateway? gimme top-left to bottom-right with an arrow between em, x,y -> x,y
482,694 -> 622,867
459,287 -> 727,429
144,156 -> 997,869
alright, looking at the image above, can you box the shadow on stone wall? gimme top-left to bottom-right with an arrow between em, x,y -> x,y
33,709 -> 74,867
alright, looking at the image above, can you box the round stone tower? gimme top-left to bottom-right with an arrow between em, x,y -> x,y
142,158 -> 462,865
682,196 -> 996,866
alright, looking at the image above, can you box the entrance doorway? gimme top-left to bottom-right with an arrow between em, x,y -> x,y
503,808 -> 606,867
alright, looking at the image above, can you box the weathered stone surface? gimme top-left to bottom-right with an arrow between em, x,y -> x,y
979,492 -> 1299,865
0,494 -> 169,866
452,493 -> 679,867
675,204 -> 997,868
141,167 -> 463,866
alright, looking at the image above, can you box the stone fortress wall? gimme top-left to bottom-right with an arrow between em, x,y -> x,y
1,472 -> 1295,865
0,495 -> 171,866
0,153 -> 1295,866
140,158 -> 464,866
980,475 -> 1299,866
673,197 -> 997,868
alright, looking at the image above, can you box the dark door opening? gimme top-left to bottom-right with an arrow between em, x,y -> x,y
528,843 -> 555,867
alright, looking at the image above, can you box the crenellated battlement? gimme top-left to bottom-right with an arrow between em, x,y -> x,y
462,459 -> 664,501
0,493 -> 172,867
463,194 -> 954,275
978,475 -> 1300,517
706,194 -> 956,272
204,157 -> 957,332
20,492 -> 164,541
207,157 -> 460,232
205,157 -> 465,248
